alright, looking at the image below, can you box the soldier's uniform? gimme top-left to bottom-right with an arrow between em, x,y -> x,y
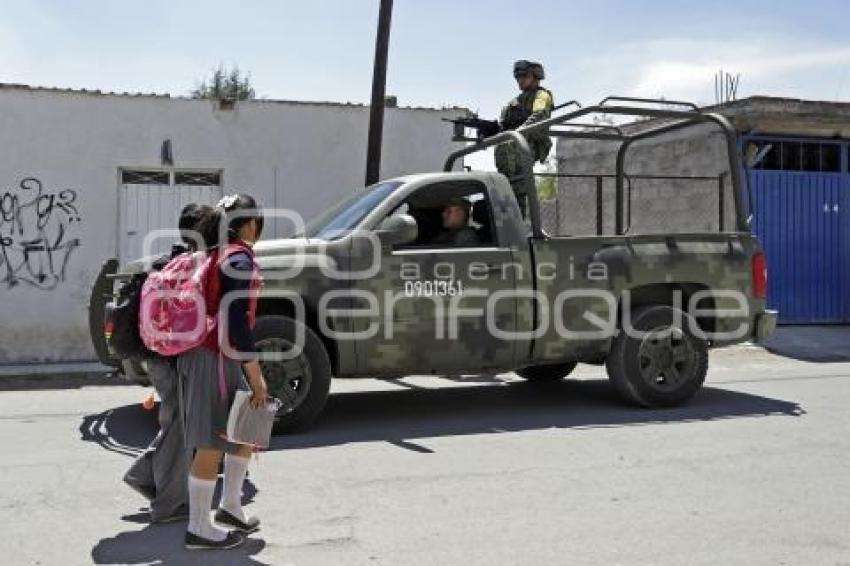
494,60 -> 554,216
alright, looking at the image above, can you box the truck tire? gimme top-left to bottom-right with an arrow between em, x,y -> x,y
516,362 -> 577,382
253,315 -> 332,433
606,305 -> 708,407
88,258 -> 122,369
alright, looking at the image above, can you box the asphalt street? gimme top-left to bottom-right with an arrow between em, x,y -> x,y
1,331 -> 849,565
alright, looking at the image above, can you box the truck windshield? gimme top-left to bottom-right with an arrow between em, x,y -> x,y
302,181 -> 401,240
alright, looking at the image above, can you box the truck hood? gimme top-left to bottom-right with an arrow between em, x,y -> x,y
251,237 -> 341,273
121,237 -> 339,274
252,237 -> 323,256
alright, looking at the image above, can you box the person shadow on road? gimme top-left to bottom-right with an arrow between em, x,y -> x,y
83,404 -> 269,565
92,480 -> 265,565
91,522 -> 267,565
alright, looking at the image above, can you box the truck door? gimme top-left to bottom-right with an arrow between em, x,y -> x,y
351,180 -> 517,374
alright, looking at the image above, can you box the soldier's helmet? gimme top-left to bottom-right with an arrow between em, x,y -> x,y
513,60 -> 545,80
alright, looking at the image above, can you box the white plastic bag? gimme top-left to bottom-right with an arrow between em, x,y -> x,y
225,391 -> 282,449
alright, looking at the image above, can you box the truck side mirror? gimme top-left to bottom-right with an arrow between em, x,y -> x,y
375,214 -> 418,247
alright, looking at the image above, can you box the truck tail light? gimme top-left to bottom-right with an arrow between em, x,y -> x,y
752,251 -> 767,299
103,319 -> 114,339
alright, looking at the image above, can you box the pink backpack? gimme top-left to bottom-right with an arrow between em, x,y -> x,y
138,251 -> 216,356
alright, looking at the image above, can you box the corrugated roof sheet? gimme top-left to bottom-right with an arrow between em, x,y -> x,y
0,82 -> 465,111
0,82 -> 170,98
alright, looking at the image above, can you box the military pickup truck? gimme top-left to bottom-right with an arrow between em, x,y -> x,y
91,96 -> 776,432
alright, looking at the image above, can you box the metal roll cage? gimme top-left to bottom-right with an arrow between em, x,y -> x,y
444,96 -> 747,239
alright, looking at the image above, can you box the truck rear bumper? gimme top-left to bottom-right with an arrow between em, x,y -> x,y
754,310 -> 778,342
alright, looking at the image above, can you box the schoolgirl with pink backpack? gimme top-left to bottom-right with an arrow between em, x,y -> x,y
139,194 -> 269,550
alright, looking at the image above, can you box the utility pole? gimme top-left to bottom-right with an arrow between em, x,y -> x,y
365,0 -> 393,186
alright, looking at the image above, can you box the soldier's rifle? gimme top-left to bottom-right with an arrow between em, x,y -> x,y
443,115 -> 501,142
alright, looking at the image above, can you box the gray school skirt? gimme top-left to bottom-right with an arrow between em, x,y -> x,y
176,347 -> 250,456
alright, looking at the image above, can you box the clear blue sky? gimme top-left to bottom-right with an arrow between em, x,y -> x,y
2,0 -> 849,119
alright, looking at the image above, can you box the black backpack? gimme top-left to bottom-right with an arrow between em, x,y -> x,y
104,249 -> 180,359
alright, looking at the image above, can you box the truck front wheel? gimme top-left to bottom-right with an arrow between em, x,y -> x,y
253,315 -> 332,433
516,362 -> 577,382
606,305 -> 708,407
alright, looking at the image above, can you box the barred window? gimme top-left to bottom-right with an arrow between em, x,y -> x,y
121,170 -> 170,184
120,169 -> 223,186
174,171 -> 222,186
748,140 -> 842,173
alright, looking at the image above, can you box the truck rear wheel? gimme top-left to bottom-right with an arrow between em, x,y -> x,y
516,362 -> 577,382
606,305 -> 707,407
253,315 -> 332,433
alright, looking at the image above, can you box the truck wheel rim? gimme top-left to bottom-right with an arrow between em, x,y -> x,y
256,337 -> 312,413
637,326 -> 695,391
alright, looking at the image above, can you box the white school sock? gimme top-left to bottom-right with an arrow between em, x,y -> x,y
188,475 -> 227,541
220,453 -> 252,522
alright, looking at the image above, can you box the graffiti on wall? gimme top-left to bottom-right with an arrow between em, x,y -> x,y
0,177 -> 82,290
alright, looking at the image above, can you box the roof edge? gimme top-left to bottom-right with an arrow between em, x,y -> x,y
0,82 -> 466,112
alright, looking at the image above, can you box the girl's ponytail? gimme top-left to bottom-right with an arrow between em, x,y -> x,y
199,193 -> 264,248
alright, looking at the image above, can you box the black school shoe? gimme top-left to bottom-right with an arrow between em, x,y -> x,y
185,530 -> 244,550
214,508 -> 261,534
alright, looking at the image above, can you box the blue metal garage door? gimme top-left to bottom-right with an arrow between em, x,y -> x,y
749,170 -> 847,323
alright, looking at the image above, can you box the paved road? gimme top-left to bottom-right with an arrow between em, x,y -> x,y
1,343 -> 849,565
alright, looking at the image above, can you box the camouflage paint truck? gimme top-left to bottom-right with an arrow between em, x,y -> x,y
92,97 -> 777,432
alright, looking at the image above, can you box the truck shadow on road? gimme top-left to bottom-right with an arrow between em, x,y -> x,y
80,378 -> 804,456
272,379 -> 804,452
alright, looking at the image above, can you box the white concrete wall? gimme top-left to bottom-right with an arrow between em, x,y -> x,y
556,124 -> 736,236
0,88 -> 466,364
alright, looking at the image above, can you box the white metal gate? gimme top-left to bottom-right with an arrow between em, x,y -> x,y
118,170 -> 223,263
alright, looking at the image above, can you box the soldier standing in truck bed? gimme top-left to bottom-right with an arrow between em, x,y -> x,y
494,60 -> 554,217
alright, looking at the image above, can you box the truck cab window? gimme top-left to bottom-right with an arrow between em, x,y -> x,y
388,182 -> 495,249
